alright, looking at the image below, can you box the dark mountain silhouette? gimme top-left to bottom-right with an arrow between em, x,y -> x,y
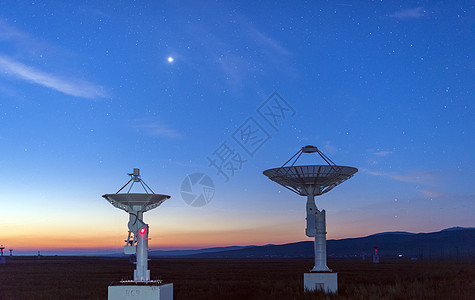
149,227 -> 475,259
148,246 -> 252,257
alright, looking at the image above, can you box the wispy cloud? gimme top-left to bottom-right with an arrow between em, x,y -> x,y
0,19 -> 108,99
321,140 -> 337,155
247,26 -> 290,57
388,7 -> 426,19
373,151 -> 392,157
0,20 -> 28,41
214,26 -> 292,89
182,14 -> 294,91
421,189 -> 446,198
365,169 -> 437,184
215,54 -> 251,88
0,19 -> 52,56
78,7 -> 110,18
366,150 -> 393,165
0,56 -> 108,99
134,118 -> 182,139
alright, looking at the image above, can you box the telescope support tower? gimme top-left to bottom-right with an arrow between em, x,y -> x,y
263,145 -> 357,294
103,168 -> 173,300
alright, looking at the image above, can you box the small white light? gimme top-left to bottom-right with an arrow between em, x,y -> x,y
167,57 -> 174,63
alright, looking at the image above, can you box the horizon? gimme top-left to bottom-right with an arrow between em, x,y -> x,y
1,2 -> 474,255
8,226 -> 473,256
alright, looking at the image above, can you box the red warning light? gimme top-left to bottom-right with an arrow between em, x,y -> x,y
140,226 -> 147,235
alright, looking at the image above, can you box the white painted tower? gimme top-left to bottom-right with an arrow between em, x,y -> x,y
263,145 -> 357,293
103,168 -> 173,300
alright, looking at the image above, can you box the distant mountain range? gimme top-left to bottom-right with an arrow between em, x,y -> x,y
149,227 -> 475,259
148,246 -> 253,257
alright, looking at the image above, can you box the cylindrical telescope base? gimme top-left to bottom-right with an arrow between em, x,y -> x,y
311,209 -> 331,272
305,192 -> 317,237
134,223 -> 150,281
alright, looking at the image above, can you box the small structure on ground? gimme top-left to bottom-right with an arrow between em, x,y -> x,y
102,168 -> 173,300
373,246 -> 380,263
263,145 -> 357,293
0,245 -> 5,264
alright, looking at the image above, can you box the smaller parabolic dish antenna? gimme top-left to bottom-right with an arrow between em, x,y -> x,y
104,193 -> 169,214
103,168 -> 170,214
263,145 -> 357,274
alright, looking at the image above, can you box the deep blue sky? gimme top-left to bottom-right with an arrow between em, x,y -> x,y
1,1 -> 474,254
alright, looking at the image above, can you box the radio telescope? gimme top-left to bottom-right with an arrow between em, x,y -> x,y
0,245 -> 5,264
102,168 -> 173,300
263,145 -> 357,293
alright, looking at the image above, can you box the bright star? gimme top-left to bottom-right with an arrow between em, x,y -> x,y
167,57 -> 174,63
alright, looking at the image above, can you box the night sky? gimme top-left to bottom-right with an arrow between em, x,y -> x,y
1,1 -> 474,255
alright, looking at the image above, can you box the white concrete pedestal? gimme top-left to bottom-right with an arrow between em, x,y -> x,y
108,282 -> 173,300
304,272 -> 337,293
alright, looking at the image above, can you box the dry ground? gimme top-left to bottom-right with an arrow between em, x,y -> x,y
1,256 -> 474,299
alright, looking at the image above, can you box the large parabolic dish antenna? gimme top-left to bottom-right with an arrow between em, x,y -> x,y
263,165 -> 357,197
263,145 -> 357,292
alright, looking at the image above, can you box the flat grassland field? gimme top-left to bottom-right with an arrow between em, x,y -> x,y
1,257 -> 474,299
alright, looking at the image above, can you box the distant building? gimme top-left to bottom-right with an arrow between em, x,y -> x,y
373,246 -> 379,263
0,245 -> 5,264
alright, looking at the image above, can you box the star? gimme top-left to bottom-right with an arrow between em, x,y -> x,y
167,57 -> 174,63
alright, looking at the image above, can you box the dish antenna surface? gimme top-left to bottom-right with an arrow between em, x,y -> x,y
103,168 -> 173,299
263,145 -> 357,293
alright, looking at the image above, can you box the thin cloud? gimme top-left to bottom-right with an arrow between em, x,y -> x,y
79,7 -> 110,18
216,26 -> 292,88
373,151 -> 392,157
0,19 -> 53,56
134,118 -> 182,139
421,189 -> 446,198
366,150 -> 393,165
216,54 -> 250,88
388,7 -> 426,19
180,13 -> 294,90
248,26 -> 290,56
365,169 -> 437,184
321,140 -> 337,155
0,56 -> 108,99
244,25 -> 298,81
0,19 -> 28,41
